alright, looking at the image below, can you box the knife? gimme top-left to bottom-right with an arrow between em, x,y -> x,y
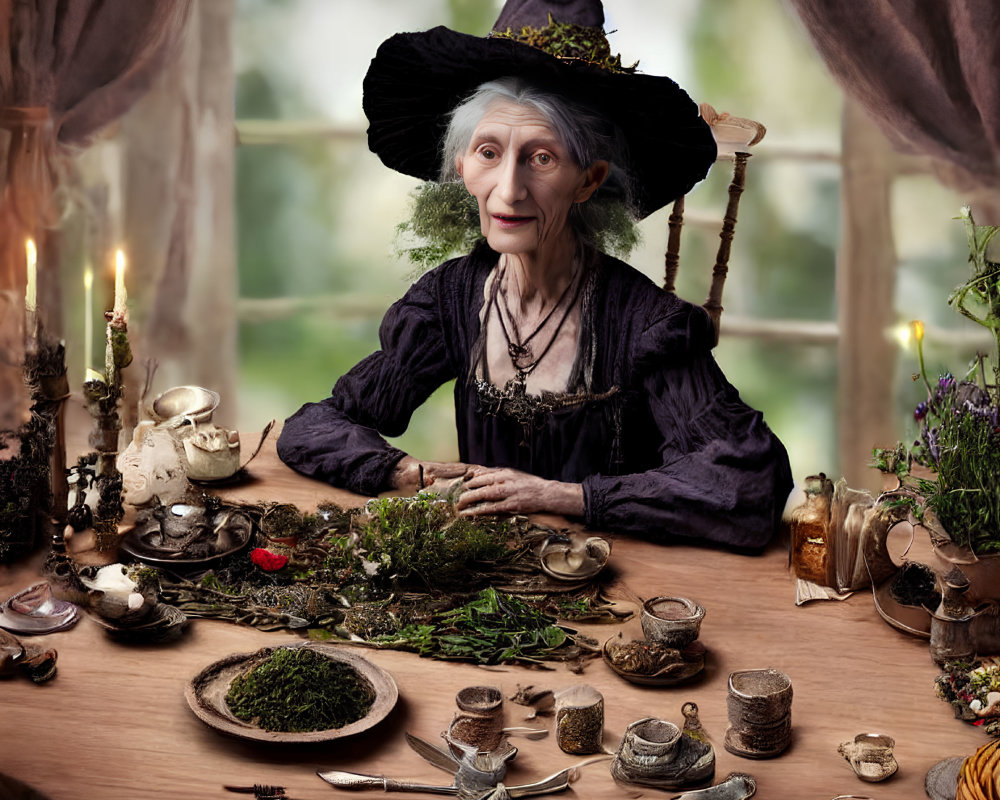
316,770 -> 458,795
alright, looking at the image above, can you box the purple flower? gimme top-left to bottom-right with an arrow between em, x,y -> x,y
939,374 -> 955,391
915,401 -> 929,421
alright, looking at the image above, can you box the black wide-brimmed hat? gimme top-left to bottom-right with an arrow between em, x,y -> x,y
362,0 -> 717,220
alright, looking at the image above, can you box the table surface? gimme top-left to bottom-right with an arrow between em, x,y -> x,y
0,411 -> 986,800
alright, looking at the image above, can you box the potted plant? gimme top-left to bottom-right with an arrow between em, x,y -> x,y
873,206 -> 1000,600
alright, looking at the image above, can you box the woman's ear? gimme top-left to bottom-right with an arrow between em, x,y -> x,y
576,160 -> 610,202
455,155 -> 464,178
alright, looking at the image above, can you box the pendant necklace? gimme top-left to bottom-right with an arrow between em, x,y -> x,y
493,262 -> 584,394
496,263 -> 579,369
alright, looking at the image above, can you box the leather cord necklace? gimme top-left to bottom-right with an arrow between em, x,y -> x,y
493,264 -> 584,388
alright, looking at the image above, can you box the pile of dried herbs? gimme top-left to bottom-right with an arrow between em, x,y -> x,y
153,495 -> 614,665
375,587 -> 585,665
225,647 -> 375,733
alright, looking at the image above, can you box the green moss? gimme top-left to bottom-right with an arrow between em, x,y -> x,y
492,15 -> 638,74
225,647 -> 375,732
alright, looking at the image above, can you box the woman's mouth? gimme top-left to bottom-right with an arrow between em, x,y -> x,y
492,214 -> 535,229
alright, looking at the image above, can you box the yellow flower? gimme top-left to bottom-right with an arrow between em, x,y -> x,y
910,319 -> 925,343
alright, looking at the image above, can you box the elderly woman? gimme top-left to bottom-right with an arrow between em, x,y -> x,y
277,0 -> 792,550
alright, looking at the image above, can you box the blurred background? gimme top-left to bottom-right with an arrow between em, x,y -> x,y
40,0 -> 995,492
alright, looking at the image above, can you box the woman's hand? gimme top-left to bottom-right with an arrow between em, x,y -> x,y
390,455 -> 471,492
456,466 -> 584,517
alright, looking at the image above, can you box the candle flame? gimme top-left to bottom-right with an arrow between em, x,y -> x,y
84,268 -> 93,290
26,239 -> 36,267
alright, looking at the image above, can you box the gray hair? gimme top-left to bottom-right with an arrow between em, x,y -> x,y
439,77 -> 637,225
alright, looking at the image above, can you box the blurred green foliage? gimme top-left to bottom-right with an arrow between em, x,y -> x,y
231,0 -> 973,486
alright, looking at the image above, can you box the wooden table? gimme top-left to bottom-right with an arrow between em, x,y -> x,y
0,416 -> 985,800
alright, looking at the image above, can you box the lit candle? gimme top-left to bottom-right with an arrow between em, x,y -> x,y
84,266 -> 94,379
25,239 -> 37,332
113,248 -> 127,319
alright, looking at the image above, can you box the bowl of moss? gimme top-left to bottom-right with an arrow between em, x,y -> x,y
185,642 -> 398,742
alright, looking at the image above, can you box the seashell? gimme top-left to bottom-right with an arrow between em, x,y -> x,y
149,385 -> 220,426
539,535 -> 611,581
669,772 -> 758,800
182,424 -> 241,480
0,582 -> 80,635
641,596 -> 705,648
838,733 -> 898,782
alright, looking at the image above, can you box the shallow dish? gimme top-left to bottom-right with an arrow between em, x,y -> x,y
539,535 -> 611,582
603,634 -> 706,686
185,642 -> 398,743
89,603 -> 188,643
0,582 -> 80,635
873,579 -> 932,638
120,506 -> 254,568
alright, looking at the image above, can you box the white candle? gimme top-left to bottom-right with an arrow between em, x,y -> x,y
113,248 -> 127,318
25,239 -> 37,325
84,266 -> 94,378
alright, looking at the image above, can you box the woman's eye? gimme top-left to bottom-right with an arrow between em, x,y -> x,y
532,153 -> 553,167
478,147 -> 498,160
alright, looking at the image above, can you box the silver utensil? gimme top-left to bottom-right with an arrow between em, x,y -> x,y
316,770 -> 458,795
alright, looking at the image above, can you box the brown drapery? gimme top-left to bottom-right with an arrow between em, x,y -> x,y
789,0 -> 1000,193
0,0 -> 190,423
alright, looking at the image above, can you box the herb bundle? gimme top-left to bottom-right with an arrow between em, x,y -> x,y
225,647 -> 375,732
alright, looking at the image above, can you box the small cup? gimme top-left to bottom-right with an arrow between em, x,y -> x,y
724,668 -> 793,758
640,596 -> 705,648
555,685 -> 604,755
448,686 -> 504,752
612,715 -> 716,789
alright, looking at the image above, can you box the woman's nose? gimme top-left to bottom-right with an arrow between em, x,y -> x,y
495,158 -> 527,204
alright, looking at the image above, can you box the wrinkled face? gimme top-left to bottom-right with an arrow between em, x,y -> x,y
455,100 -> 608,259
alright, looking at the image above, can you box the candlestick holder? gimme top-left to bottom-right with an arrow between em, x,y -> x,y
83,309 -> 133,553
1,330 -> 68,564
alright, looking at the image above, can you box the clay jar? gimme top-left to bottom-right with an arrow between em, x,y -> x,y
724,668 -> 793,758
448,686 -> 504,752
641,596 -> 705,648
554,685 -> 604,754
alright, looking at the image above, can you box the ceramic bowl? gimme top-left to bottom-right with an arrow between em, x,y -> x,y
539,535 -> 611,581
150,385 -> 220,425
640,596 -> 705,648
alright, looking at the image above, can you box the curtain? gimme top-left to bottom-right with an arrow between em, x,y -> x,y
0,0 -> 190,424
789,0 -> 1000,192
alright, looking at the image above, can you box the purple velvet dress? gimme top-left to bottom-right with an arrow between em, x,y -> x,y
277,243 -> 792,550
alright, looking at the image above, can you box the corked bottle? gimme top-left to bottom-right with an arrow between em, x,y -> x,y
789,473 -> 835,585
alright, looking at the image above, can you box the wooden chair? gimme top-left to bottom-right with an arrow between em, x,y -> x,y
663,104 -> 766,345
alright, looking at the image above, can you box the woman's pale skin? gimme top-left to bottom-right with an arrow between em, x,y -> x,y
391,99 -> 609,518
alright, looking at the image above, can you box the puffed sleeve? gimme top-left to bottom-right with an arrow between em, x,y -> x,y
276,266 -> 458,496
581,303 -> 792,550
